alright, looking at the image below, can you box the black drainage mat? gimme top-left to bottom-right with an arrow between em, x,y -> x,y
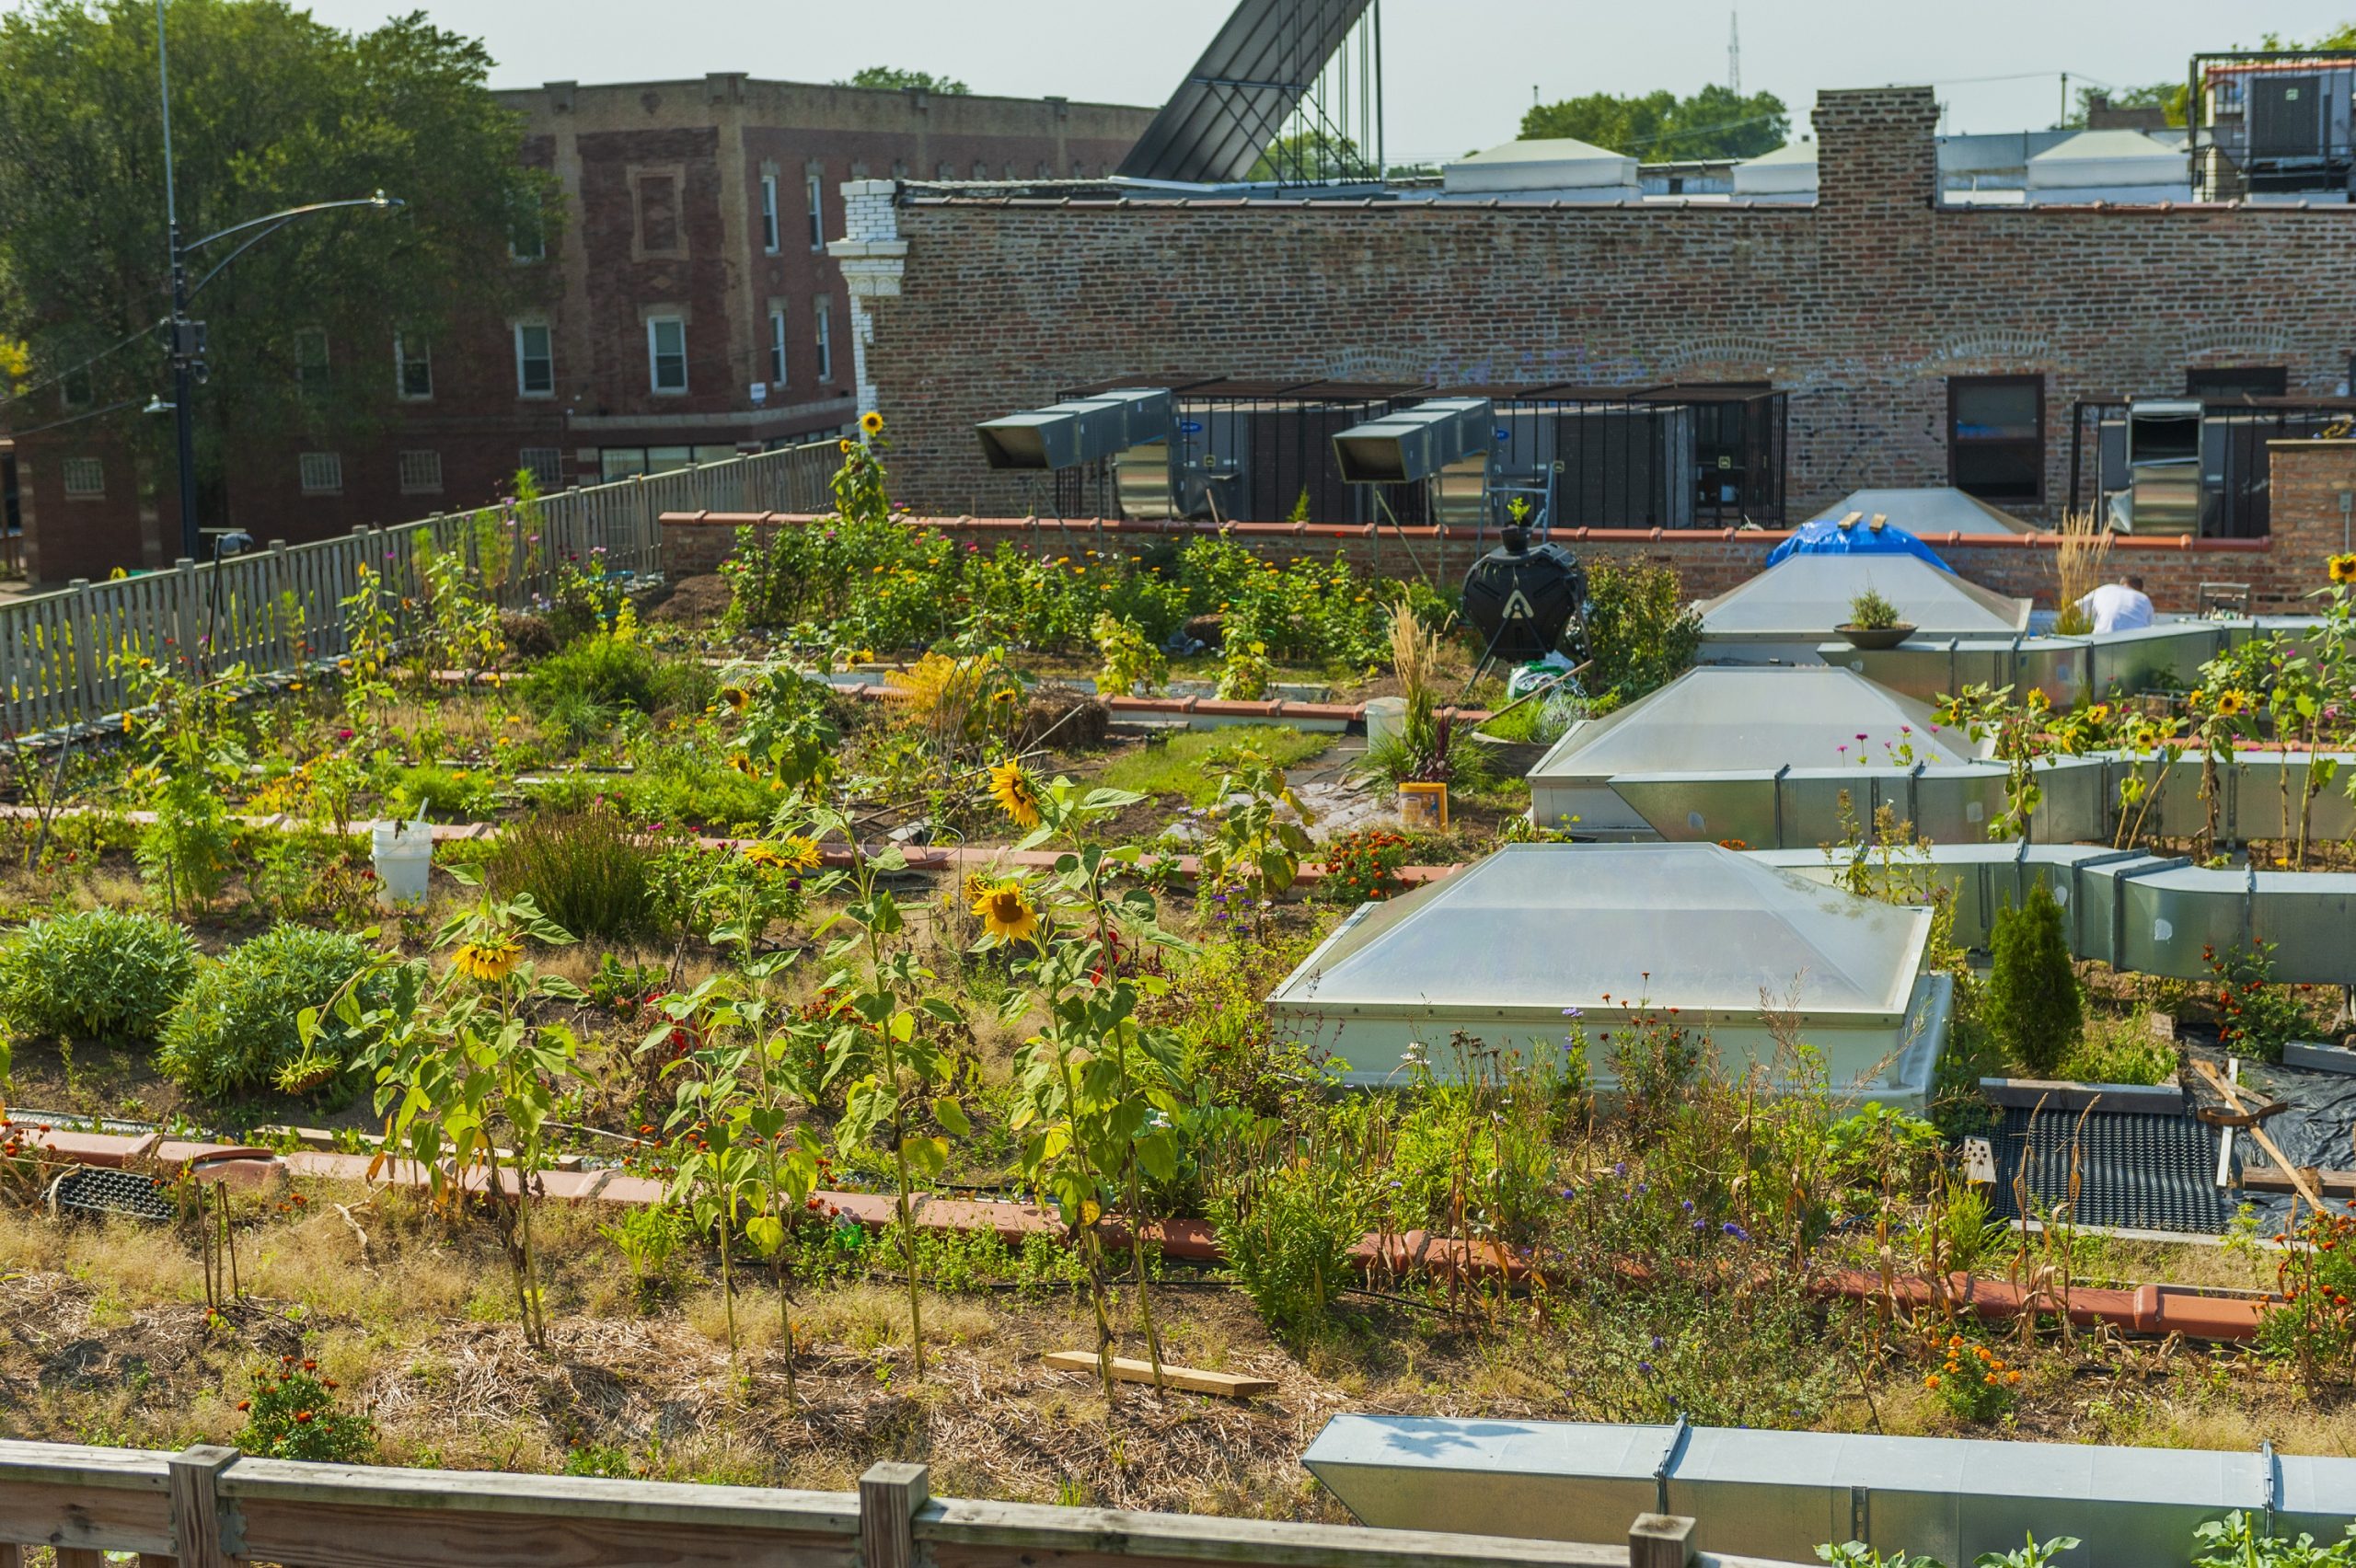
1987,1107 -> 2231,1234
46,1166 -> 173,1223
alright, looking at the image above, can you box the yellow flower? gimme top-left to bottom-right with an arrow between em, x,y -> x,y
838,438 -> 854,454
743,841 -> 788,869
775,834 -> 822,870
2215,688 -> 2249,718
987,758 -> 1043,829
2025,688 -> 2050,713
971,879 -> 1039,943
728,753 -> 755,775
2332,553 -> 2356,585
1923,1374 -> 1941,1389
451,940 -> 521,984
860,410 -> 885,436
721,686 -> 750,711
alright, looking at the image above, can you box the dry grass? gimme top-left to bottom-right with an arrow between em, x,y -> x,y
2051,508 -> 2115,636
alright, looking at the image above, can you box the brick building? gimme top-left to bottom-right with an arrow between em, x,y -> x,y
13,75 -> 1149,586
846,86 -> 2356,537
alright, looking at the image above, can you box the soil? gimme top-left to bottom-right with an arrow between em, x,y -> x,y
644,574 -> 736,627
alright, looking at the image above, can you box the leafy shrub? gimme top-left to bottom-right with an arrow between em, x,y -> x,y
1583,559 -> 1701,703
1092,611 -> 1167,697
1316,827 -> 1411,905
387,762 -> 495,820
2205,939 -> 2317,1065
136,776 -> 238,912
2052,1018 -> 2175,1086
2256,1205 -> 2356,1379
250,830 -> 379,924
236,1359 -> 375,1463
158,925 -> 381,1097
484,807 -> 664,942
1212,1153 -> 1368,1334
521,632 -> 710,720
615,751 -> 791,836
1846,586 -> 1903,630
0,909 -> 194,1043
1985,882 -> 2080,1078
2192,1510 -> 2356,1567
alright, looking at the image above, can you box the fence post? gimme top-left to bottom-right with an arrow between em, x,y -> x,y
859,1461 -> 929,1568
67,580 -> 97,727
167,1445 -> 239,1568
634,474 -> 654,575
171,557 -> 199,673
1629,1513 -> 1696,1568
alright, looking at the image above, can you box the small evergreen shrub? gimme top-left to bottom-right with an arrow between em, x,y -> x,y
0,909 -> 195,1044
1985,881 -> 2081,1078
484,807 -> 663,941
158,925 -> 381,1097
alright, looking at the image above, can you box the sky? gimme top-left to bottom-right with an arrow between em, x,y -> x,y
69,0 -> 2356,162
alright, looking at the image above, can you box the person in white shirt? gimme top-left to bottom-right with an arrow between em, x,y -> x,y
2075,574 -> 2154,635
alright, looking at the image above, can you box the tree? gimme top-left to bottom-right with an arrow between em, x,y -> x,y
1984,881 -> 2081,1078
2262,25 -> 2356,49
1521,85 -> 1787,161
837,66 -> 969,95
0,1 -> 555,495
1247,130 -> 1376,183
2068,82 -> 2188,129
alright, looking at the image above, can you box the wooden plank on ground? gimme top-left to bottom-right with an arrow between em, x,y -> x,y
2196,1059 -> 2326,1214
1041,1352 -> 1276,1398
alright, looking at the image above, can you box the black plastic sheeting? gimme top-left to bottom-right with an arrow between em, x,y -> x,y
2218,1054 -> 2356,1231
1989,1106 -> 2234,1233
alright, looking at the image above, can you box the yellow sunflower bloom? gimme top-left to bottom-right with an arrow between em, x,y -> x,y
860,410 -> 885,436
838,438 -> 854,454
451,940 -> 522,984
776,834 -> 822,870
742,841 -> 787,869
987,758 -> 1044,829
728,753 -> 755,775
2025,688 -> 2050,713
2332,553 -> 2356,585
971,880 -> 1038,943
721,685 -> 750,711
2216,688 -> 2250,717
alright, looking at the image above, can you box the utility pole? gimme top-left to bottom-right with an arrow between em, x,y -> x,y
156,0 -> 202,564
1728,11 -> 1741,96
2059,70 -> 2069,129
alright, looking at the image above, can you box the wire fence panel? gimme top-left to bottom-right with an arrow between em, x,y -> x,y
0,442 -> 835,742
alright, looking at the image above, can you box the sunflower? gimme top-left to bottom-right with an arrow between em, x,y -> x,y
720,685 -> 750,711
742,841 -> 788,869
987,758 -> 1044,829
2332,553 -> 2356,585
971,880 -> 1039,943
776,833 -> 822,870
837,438 -> 854,454
728,752 -> 756,775
2215,688 -> 2250,718
451,939 -> 522,984
860,410 -> 885,436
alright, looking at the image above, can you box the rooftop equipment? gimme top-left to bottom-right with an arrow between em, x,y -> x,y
2025,129 -> 2194,203
1265,842 -> 1950,1108
1302,1415 -> 2356,1565
2190,51 -> 2356,200
1438,137 -> 1640,201
1116,0 -> 1380,188
1457,525 -> 1588,678
1697,554 -> 2031,664
1330,397 -> 1493,483
975,388 -> 1172,472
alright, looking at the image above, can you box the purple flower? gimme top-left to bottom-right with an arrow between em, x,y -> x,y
1638,1361 -> 1654,1375
1562,1006 -> 1583,1019
1722,1221 -> 1750,1241
1650,1334 -> 1664,1350
1611,1161 -> 1627,1177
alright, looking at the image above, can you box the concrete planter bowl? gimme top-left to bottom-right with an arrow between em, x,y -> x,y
1838,621 -> 1917,651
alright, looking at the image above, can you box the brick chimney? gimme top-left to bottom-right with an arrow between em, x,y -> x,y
1811,86 -> 1940,212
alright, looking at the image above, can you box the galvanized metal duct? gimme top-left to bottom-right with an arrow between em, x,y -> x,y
1303,1415 -> 2356,1568
1820,617 -> 2322,708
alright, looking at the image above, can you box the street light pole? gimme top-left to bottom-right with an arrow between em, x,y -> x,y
156,0 -> 202,564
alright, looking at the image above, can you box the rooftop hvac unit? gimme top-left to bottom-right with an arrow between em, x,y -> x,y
1558,405 -> 1696,528
976,388 -> 1172,471
1331,398 -> 1495,483
2251,74 -> 2326,159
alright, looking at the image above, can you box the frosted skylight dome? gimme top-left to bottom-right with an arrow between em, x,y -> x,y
1699,554 -> 2030,662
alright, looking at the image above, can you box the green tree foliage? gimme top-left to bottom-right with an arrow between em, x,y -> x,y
2262,24 -> 2356,49
1247,130 -> 1376,182
2069,81 -> 2189,128
1521,85 -> 1788,160
0,0 -> 555,489
837,65 -> 969,94
1582,560 -> 1703,704
1984,882 -> 2082,1078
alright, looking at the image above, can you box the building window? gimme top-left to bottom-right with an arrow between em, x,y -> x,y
760,174 -> 780,253
647,316 -> 687,394
298,452 -> 343,496
61,456 -> 104,498
519,447 -> 564,490
60,370 -> 91,409
636,171 -> 680,254
814,295 -> 833,383
1946,375 -> 2044,503
805,172 -> 825,249
936,161 -> 954,179
973,161 -> 988,179
892,158 -> 907,179
394,335 -> 433,400
599,447 -> 649,482
508,193 -> 548,261
294,328 -> 330,391
2188,365 -> 2288,399
398,449 -> 443,494
768,306 -> 788,385
514,323 -> 554,398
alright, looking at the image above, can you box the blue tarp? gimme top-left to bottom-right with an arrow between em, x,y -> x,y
1764,516 -> 1953,572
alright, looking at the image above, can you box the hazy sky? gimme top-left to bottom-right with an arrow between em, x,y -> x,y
76,0 -> 2356,161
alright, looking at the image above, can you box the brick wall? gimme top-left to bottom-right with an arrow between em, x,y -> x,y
859,85 -> 2356,533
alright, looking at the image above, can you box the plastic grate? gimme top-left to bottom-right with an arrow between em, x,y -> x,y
47,1165 -> 173,1223
1988,1106 -> 2232,1234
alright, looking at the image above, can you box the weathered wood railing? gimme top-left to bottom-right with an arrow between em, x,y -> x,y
0,439 -> 840,742
0,1443 -> 1814,1568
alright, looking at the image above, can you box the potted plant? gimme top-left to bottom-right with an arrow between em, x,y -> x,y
1839,586 -> 1915,650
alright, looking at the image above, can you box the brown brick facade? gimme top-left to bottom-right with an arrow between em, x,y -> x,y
860,86 -> 2356,534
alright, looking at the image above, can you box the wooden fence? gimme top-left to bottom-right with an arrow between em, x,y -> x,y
0,1444 -> 1813,1568
0,441 -> 839,742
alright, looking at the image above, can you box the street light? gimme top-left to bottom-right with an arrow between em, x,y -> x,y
154,0 -> 402,561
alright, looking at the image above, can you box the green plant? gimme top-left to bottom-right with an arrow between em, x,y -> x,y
235,1357 -> 375,1463
0,908 -> 194,1044
1817,1546 -> 1946,1568
521,632 -> 709,720
158,925 -> 382,1097
1974,1535 -> 2080,1568
2052,1017 -> 2175,1086
416,535 -> 503,675
1318,827 -> 1411,904
2204,940 -> 2318,1065
2193,1510 -> 2356,1567
1092,611 -> 1167,697
1984,882 -> 2080,1078
1923,1330 -> 2021,1424
1846,586 -> 1903,630
1212,1148 -> 1368,1334
724,663 -> 842,797
2256,1205 -> 2356,1387
387,761 -> 495,820
1583,559 -> 1703,703
1216,637 -> 1273,700
483,806 -> 665,942
1195,744 -> 1317,939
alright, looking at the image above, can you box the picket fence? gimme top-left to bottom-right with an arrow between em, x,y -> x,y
0,440 -> 839,742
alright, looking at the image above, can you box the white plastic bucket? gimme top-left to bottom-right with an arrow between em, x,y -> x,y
1363,696 -> 1407,753
371,818 -> 433,908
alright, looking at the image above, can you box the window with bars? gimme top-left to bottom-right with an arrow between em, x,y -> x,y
647,317 -> 687,394
519,448 -> 564,489
514,323 -> 553,397
768,306 -> 788,386
760,174 -> 780,253
398,450 -> 443,494
395,335 -> 433,400
805,172 -> 825,249
814,295 -> 833,383
61,457 -> 104,497
298,452 -> 343,495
